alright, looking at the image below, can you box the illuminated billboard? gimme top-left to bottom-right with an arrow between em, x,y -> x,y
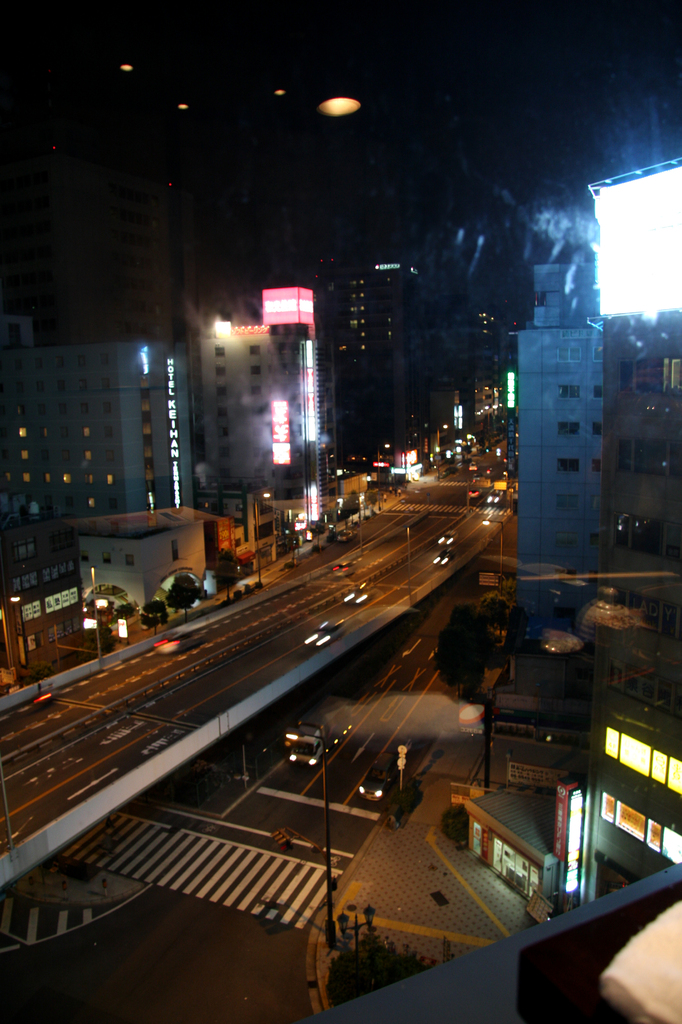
591,162 -> 682,315
272,400 -> 291,465
262,287 -> 314,326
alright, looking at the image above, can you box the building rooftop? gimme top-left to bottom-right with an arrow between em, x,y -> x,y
469,790 -> 557,857
65,506 -> 223,538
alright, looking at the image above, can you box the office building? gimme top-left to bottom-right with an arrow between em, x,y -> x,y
516,262 -> 602,619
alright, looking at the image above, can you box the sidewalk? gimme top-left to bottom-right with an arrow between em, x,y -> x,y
312,735 -> 537,1010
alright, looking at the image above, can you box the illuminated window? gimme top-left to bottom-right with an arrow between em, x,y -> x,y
20,449 -> 28,460
19,427 -> 27,437
615,801 -> 645,841
63,473 -> 71,483
605,727 -> 619,758
22,472 -> 30,482
107,474 -> 115,485
103,552 -> 111,563
88,497 -> 95,508
82,426 -> 90,437
668,756 -> 682,795
142,423 -> 152,434
662,826 -> 682,864
83,450 -> 91,461
43,472 -> 50,483
601,792 -> 615,823
84,473 -> 93,484
619,733 -> 651,776
40,427 -> 47,438
647,820 -> 662,853
652,750 -> 668,784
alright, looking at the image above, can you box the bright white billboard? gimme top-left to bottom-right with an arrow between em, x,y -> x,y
593,164 -> 682,315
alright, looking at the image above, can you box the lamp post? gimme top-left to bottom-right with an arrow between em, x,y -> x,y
254,492 -> 270,587
376,443 -> 390,510
90,567 -> 103,670
300,719 -> 336,948
337,904 -> 376,998
10,596 -> 26,669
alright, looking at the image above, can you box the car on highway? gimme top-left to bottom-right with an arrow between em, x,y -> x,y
468,487 -> 480,498
469,463 -> 478,472
343,582 -> 371,605
486,493 -> 501,504
433,550 -> 452,566
304,619 -> 345,647
359,752 -> 398,800
331,561 -> 354,576
337,529 -> 353,543
154,634 -> 205,655
437,529 -> 458,546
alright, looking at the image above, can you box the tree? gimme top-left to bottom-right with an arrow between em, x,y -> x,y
479,590 -> 510,637
500,574 -> 516,609
140,599 -> 168,635
215,550 -> 241,602
166,580 -> 202,623
25,661 -> 54,685
326,932 -> 428,1006
435,603 -> 495,698
78,624 -> 117,663
441,804 -> 469,843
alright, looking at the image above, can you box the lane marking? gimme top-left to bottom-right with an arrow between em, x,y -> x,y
403,668 -> 425,692
257,786 -> 380,820
26,907 -> 39,944
425,827 -> 509,937
402,639 -> 421,657
67,768 -> 119,801
351,732 -> 375,763
380,695 -> 406,722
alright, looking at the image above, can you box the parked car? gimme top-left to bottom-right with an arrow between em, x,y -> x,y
359,752 -> 398,800
337,529 -> 352,543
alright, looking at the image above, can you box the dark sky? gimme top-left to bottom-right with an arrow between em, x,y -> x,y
3,2 -> 682,324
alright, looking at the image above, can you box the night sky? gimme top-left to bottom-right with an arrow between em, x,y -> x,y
3,2 -> 682,325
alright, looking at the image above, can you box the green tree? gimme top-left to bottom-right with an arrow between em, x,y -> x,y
326,932 -> 428,1006
479,590 -> 510,638
25,660 -> 54,685
441,804 -> 469,843
435,603 -> 494,698
500,574 -> 516,608
140,599 -> 168,634
78,624 -> 117,663
166,580 -> 202,623
215,550 -> 241,602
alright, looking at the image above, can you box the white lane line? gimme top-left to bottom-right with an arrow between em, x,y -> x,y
236,857 -> 282,912
144,834 -> 196,882
67,768 -> 118,801
157,837 -> 212,887
0,897 -> 12,934
208,850 -> 258,904
222,853 -> 270,907
57,910 -> 68,935
196,847 -> 243,900
280,868 -> 324,925
26,907 -> 39,944
257,787 -> 380,821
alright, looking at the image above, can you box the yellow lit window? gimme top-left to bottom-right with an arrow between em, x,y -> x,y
43,472 -> 50,483
19,427 -> 27,437
619,733 -> 651,776
668,756 -> 682,795
84,450 -> 92,460
652,750 -> 668,784
88,497 -> 95,508
605,727 -> 619,759
601,792 -> 615,823
82,426 -> 90,437
22,472 -> 30,483
647,820 -> 662,852
107,474 -> 115,485
615,801 -> 645,841
63,473 -> 71,484
21,449 -> 29,460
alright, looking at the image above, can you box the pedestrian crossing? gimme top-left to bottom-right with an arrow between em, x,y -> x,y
388,502 -> 467,514
63,814 -> 331,930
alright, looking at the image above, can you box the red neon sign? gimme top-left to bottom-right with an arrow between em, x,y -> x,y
262,287 -> 314,326
272,400 -> 291,465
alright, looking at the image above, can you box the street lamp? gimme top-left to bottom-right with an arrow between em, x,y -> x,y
90,566 -> 104,670
9,596 -> 26,669
337,903 -> 376,998
299,720 -> 336,948
376,443 -> 390,510
254,492 -> 270,587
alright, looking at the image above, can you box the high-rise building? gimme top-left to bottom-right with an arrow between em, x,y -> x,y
516,262 -> 602,619
315,262 -> 423,473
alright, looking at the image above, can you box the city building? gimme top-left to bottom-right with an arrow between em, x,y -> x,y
0,336 -> 192,518
516,261 -> 602,619
315,262 -> 424,475
0,508 -> 82,678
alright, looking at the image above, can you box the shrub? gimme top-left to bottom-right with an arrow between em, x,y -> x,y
326,932 -> 428,1006
441,804 -> 469,844
394,779 -> 420,815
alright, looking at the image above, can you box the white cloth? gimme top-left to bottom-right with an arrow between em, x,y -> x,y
599,900 -> 682,1024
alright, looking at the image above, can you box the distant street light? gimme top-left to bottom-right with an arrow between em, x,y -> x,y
317,97 -> 361,117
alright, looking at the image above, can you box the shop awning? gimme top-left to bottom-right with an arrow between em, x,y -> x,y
237,550 -> 256,564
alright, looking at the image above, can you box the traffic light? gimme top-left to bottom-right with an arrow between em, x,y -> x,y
271,829 -> 293,851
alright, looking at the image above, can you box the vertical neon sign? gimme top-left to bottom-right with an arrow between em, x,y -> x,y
167,357 -> 181,507
272,400 -> 291,464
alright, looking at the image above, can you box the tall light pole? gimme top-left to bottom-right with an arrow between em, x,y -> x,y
91,566 -> 103,670
300,719 -> 335,948
254,492 -> 270,587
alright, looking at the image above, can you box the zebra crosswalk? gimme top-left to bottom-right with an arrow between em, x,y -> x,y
63,814 -> 331,929
388,502 -> 466,514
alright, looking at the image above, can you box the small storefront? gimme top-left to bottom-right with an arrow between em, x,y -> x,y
465,790 -> 559,903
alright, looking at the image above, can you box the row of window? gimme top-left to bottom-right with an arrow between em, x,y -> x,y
109,183 -> 158,206
556,493 -> 601,511
600,792 -> 679,862
81,550 -> 134,565
2,403 -> 114,417
110,229 -> 152,248
0,353 -> 110,370
0,380 -> 111,395
614,513 -> 682,558
1,196 -> 50,216
555,531 -> 599,548
557,458 -> 601,472
3,448 -> 115,463
3,270 -> 53,287
556,345 -> 603,362
2,220 -> 51,240
620,357 -> 682,395
21,587 -> 80,622
0,244 -> 53,264
558,384 -> 603,399
4,471 -> 116,485
11,559 -> 76,593
0,170 -> 49,193
2,425 -> 114,439
557,421 -> 602,436
618,438 -> 682,477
